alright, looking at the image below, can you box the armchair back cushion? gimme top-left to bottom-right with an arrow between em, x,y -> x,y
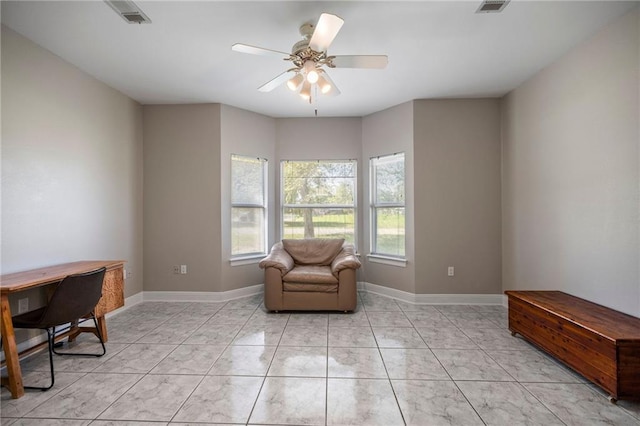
282,238 -> 344,265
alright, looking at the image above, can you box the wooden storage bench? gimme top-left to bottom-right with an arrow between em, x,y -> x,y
505,290 -> 640,402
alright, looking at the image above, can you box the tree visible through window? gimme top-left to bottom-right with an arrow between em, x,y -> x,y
371,153 -> 405,257
231,155 -> 267,256
281,160 -> 356,245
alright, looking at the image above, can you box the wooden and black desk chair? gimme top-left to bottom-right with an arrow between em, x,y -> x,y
12,267 -> 107,390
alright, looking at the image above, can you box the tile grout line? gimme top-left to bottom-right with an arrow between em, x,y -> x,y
98,302 -> 196,423
418,303 -> 489,426
515,381 -> 569,426
166,301 -> 229,425
244,306 -> 290,426
325,311 -> 330,426
365,296 -> 407,426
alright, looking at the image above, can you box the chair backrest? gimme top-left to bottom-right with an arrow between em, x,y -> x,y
37,267 -> 107,327
282,238 -> 345,265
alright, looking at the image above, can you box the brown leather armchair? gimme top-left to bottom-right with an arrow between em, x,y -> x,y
259,238 -> 361,312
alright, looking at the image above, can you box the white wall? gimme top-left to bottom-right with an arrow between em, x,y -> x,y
220,105 -> 276,291
501,8 -> 639,315
362,102 -> 415,293
1,26 -> 143,299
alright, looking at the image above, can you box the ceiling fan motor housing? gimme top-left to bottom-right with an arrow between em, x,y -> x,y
291,39 -> 310,56
291,22 -> 317,56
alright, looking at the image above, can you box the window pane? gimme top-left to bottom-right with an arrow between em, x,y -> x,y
284,176 -> 355,205
375,208 -> 405,257
283,161 -> 356,206
232,156 -> 264,205
231,207 -> 264,255
281,160 -> 357,247
374,154 -> 404,204
282,207 -> 355,244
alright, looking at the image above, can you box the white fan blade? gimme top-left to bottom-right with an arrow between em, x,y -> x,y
232,43 -> 290,58
331,55 -> 388,69
258,70 -> 296,92
309,13 -> 344,52
319,71 -> 340,96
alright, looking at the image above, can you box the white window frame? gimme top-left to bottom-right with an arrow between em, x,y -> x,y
369,152 -> 406,264
231,154 -> 268,262
280,159 -> 358,248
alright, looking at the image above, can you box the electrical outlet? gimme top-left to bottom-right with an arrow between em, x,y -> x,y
18,298 -> 29,313
447,266 -> 455,277
173,265 -> 180,274
180,264 -> 187,274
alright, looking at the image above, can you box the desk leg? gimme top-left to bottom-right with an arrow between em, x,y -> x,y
1,294 -> 24,398
96,316 -> 108,342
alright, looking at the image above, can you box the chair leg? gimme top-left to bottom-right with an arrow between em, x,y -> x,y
52,315 -> 106,357
24,328 -> 55,391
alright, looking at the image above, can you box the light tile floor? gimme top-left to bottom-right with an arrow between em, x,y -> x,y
3,292 -> 640,425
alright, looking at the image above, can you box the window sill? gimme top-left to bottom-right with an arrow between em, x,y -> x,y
230,254 -> 265,267
366,254 -> 407,268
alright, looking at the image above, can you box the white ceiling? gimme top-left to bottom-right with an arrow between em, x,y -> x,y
1,1 -> 636,118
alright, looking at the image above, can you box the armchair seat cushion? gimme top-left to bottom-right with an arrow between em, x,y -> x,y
283,265 -> 338,284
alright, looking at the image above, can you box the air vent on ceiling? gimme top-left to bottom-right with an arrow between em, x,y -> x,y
476,0 -> 510,13
104,0 -> 151,24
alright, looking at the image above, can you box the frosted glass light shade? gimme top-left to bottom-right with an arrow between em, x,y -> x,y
286,73 -> 304,91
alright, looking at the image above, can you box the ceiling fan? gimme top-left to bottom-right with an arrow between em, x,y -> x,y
232,13 -> 388,103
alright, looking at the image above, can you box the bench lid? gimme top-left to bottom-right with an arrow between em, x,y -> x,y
505,290 -> 640,342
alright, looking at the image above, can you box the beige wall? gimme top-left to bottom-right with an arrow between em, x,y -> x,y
1,26 -> 143,346
501,8 -> 639,315
275,118 -> 362,161
220,105 -> 276,291
362,102 -> 416,293
143,104 -> 222,292
414,99 -> 502,295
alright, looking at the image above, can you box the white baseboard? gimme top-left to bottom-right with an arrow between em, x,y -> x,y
358,281 -> 503,305
105,291 -> 144,319
142,284 -> 264,303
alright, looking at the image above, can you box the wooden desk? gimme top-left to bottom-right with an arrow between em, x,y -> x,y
1,260 -> 125,399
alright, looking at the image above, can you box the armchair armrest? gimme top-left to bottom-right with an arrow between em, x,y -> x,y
331,244 -> 362,278
259,242 -> 294,276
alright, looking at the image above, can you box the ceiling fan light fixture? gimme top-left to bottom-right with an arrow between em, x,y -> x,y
303,60 -> 319,84
317,75 -> 331,94
287,73 -> 304,91
299,81 -> 312,100
307,70 -> 319,84
317,71 -> 340,96
232,12 -> 387,104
